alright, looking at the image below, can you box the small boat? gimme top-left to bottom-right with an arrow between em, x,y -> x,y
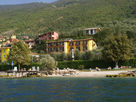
63,74 -> 71,76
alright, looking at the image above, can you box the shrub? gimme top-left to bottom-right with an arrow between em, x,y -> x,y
0,64 -> 11,71
50,52 -> 67,61
21,63 -> 41,70
58,59 -> 136,69
40,54 -> 58,71
0,63 -> 41,71
78,65 -> 84,70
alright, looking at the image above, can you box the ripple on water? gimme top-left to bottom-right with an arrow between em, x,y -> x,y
0,77 -> 136,102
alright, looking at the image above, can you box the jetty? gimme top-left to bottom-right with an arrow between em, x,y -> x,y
6,71 -> 43,78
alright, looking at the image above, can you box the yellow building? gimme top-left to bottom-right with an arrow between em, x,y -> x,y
0,47 -> 10,63
11,35 -> 16,39
46,38 -> 97,54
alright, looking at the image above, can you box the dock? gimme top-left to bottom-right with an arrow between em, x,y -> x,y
6,71 -> 45,78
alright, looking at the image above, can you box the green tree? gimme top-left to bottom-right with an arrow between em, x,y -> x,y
40,54 -> 58,71
50,52 -> 67,61
126,31 -> 136,40
102,34 -> 133,67
74,50 -> 81,60
93,28 -> 112,46
8,41 -> 31,70
126,31 -> 136,57
32,40 -> 46,53
67,52 -> 73,61
82,47 -> 102,61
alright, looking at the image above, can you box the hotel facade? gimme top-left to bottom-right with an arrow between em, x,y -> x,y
46,38 -> 97,54
0,47 -> 10,63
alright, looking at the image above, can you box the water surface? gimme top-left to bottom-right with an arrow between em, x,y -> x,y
0,77 -> 136,102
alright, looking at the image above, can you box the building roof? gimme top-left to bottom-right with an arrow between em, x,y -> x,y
29,53 -> 40,57
85,27 -> 101,30
38,31 -> 58,37
24,39 -> 35,43
46,38 -> 95,44
0,47 -> 11,49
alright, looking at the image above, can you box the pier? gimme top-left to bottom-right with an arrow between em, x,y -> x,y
6,71 -> 44,78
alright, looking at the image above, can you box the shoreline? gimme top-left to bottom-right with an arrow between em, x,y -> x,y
47,70 -> 135,78
0,70 -> 135,78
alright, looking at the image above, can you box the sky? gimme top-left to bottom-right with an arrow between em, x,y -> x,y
0,0 -> 58,5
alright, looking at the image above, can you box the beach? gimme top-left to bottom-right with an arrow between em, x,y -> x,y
76,70 -> 132,77
0,69 -> 135,78
47,69 -> 135,77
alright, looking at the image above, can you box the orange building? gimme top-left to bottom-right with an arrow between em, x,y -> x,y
37,32 -> 59,41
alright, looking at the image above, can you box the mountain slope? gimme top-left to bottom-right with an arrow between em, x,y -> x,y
0,0 -> 136,38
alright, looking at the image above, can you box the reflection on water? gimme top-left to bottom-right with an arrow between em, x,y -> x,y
0,77 -> 136,102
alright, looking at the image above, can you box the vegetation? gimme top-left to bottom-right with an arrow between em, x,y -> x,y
58,59 -> 136,69
0,64 -> 11,71
40,54 -> 58,71
8,41 -> 31,70
106,72 -> 136,78
32,40 -> 46,53
82,48 -> 102,61
0,0 -> 136,38
102,34 -> 134,67
93,28 -> 112,46
50,48 -> 102,61
0,0 -> 136,71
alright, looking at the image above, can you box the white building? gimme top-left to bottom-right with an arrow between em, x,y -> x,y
85,28 -> 101,35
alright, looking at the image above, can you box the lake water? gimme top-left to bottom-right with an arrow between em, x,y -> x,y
0,77 -> 136,102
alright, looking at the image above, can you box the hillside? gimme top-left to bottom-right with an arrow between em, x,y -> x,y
0,0 -> 136,38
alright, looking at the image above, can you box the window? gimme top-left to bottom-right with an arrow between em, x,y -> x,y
48,34 -> 52,37
90,29 -> 93,34
4,55 -> 6,58
83,41 -> 87,45
93,29 -> 96,34
60,42 -> 64,45
60,47 -> 64,51
4,49 -> 6,53
48,48 -> 52,52
76,47 -> 80,51
76,41 -> 80,45
54,42 -> 58,46
54,48 -> 58,52
70,42 -> 74,46
89,29 -> 96,35
48,43 -> 52,47
83,46 -> 87,51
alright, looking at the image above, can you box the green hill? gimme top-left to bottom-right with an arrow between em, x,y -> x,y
0,0 -> 136,38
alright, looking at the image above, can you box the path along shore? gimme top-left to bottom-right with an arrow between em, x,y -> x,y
76,70 -> 132,77
0,70 -> 135,78
48,70 -> 135,77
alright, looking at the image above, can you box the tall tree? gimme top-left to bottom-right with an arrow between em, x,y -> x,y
126,31 -> 136,57
8,41 -> 31,70
102,34 -> 133,67
93,28 -> 112,46
40,54 -> 58,71
32,40 -> 46,53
